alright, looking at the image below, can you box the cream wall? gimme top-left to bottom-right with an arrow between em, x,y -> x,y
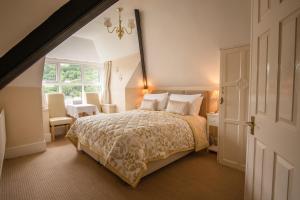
0,87 -> 44,148
0,58 -> 46,157
0,0 -> 68,57
75,0 -> 251,88
110,53 -> 141,112
138,0 -> 250,87
0,0 -> 52,154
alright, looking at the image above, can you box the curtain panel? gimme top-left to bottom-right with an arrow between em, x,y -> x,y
101,61 -> 112,104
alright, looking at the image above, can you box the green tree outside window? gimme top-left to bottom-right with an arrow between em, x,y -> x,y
83,67 -> 99,83
43,64 -> 57,81
84,85 -> 100,93
60,63 -> 81,83
43,85 -> 59,93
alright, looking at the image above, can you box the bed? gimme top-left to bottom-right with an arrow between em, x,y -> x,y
66,90 -> 209,187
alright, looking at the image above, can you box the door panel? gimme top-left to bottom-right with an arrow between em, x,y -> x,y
258,0 -> 271,22
278,12 -> 298,123
223,123 -> 240,163
257,31 -> 270,114
224,87 -> 239,119
273,154 -> 294,200
253,140 -> 266,200
225,51 -> 242,82
245,0 -> 300,199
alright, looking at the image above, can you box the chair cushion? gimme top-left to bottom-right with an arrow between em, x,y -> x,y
49,117 -> 73,126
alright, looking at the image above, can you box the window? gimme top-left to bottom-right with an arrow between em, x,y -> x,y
60,63 -> 81,83
42,59 -> 101,104
43,63 -> 57,82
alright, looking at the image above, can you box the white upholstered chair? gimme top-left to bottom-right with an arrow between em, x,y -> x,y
47,93 -> 73,141
85,92 -> 102,112
85,92 -> 116,114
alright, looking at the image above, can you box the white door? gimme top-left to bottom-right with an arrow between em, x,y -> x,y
244,0 -> 300,199
219,45 -> 250,171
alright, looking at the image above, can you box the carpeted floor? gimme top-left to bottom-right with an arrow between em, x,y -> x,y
0,137 -> 245,200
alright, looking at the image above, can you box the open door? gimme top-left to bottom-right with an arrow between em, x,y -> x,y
244,0 -> 300,199
219,45 -> 250,171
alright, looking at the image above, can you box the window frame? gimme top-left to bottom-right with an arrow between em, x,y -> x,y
43,58 -> 102,102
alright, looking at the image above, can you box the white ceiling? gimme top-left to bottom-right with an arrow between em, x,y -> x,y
47,36 -> 101,63
73,0 -> 140,61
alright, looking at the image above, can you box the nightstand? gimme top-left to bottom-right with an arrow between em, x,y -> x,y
207,113 -> 219,152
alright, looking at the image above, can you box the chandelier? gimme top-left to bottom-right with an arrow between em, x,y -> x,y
104,7 -> 135,40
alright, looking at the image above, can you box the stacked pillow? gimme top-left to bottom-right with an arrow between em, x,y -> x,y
168,94 -> 203,115
142,93 -> 169,111
166,100 -> 189,115
139,99 -> 158,111
140,92 -> 203,116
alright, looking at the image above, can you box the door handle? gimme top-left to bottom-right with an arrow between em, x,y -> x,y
246,116 -> 255,135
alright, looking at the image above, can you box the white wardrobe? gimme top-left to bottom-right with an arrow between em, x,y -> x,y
218,45 -> 250,171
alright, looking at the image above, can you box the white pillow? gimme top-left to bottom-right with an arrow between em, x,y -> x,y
144,93 -> 168,111
140,99 -> 157,111
166,100 -> 188,115
169,94 -> 203,115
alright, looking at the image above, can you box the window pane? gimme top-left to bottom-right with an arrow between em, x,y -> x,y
83,67 -> 99,83
43,64 -> 57,81
43,85 -> 59,94
84,85 -> 100,93
61,85 -> 82,102
60,63 -> 81,83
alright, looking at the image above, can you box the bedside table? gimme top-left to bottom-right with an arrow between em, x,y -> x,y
207,113 -> 219,152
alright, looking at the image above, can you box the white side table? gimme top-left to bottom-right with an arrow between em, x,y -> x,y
207,113 -> 219,152
66,104 -> 99,118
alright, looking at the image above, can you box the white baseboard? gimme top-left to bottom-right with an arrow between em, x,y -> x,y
5,140 -> 46,159
44,133 -> 51,143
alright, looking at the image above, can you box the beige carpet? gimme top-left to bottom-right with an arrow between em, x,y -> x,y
0,137 -> 245,200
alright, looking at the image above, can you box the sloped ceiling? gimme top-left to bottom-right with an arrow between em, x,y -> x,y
74,1 -> 139,62
0,0 -> 69,57
47,36 -> 101,63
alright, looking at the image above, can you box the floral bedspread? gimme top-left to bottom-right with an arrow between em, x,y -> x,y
66,110 -> 208,187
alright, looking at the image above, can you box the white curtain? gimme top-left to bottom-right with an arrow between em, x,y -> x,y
101,61 -> 112,104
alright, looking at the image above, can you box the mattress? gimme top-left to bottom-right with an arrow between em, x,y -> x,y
78,142 -> 193,178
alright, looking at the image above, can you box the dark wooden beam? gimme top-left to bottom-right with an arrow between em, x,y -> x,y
134,9 -> 148,89
0,0 -> 118,89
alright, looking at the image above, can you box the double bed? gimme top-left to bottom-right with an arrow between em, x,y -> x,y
66,90 -> 209,187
